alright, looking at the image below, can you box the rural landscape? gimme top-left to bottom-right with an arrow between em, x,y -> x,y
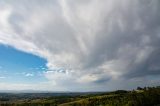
0,0 -> 160,106
0,86 -> 160,106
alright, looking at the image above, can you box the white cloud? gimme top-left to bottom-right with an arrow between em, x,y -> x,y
0,76 -> 6,79
25,73 -> 34,77
0,0 -> 160,91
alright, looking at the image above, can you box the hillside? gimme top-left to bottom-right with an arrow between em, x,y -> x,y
59,87 -> 160,106
0,86 -> 160,106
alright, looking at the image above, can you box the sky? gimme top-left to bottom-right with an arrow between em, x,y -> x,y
0,0 -> 160,91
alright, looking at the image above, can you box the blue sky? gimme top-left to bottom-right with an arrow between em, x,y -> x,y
0,45 -> 47,84
0,0 -> 160,91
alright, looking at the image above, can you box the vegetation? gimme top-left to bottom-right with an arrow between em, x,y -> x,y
0,86 -> 160,106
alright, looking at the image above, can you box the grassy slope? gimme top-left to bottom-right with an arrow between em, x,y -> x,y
59,87 -> 160,106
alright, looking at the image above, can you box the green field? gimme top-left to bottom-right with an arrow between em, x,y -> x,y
0,86 -> 160,106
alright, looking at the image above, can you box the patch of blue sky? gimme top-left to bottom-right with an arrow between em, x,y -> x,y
0,44 -> 48,83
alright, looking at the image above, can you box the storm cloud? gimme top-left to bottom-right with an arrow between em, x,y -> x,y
0,0 -> 160,91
